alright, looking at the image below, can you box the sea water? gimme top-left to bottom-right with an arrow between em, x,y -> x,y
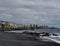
5,29 -> 60,44
38,29 -> 60,44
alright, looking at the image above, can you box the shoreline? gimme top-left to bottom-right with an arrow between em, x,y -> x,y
0,32 -> 60,46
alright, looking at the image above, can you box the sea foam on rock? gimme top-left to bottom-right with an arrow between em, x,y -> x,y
39,32 -> 50,36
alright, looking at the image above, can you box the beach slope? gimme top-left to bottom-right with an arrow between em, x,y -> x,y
0,32 -> 59,46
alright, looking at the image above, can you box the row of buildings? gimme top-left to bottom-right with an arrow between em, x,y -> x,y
0,20 -> 57,31
0,20 -> 24,31
0,20 -> 40,31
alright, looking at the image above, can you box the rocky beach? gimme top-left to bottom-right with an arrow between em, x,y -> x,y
0,31 -> 59,46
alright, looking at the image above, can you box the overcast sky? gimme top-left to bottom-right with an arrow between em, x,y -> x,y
0,0 -> 60,27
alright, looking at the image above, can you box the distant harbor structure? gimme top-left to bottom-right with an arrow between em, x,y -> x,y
0,20 -> 59,31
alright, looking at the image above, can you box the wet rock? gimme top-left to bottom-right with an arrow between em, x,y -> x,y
40,32 -> 50,36
53,33 -> 58,36
23,31 -> 29,34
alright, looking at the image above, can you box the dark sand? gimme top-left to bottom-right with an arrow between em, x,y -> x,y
0,32 -> 60,46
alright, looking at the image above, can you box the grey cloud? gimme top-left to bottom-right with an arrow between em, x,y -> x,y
0,0 -> 60,26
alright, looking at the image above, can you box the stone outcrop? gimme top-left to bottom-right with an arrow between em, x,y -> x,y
52,33 -> 58,36
39,32 -> 50,36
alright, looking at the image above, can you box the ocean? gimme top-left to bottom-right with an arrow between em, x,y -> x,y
5,29 -> 60,44
38,29 -> 60,43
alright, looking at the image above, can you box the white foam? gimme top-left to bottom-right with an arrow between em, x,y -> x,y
5,31 -> 24,33
42,36 -> 60,44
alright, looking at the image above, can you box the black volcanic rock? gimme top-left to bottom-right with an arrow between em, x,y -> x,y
53,33 -> 58,36
40,32 -> 50,36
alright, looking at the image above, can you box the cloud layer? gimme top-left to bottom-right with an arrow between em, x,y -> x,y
0,0 -> 60,27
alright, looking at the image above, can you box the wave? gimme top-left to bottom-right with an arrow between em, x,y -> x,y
5,30 -> 60,44
41,33 -> 60,44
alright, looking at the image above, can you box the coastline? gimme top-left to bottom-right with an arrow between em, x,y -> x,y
0,32 -> 59,46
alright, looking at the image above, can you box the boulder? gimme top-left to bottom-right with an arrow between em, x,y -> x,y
53,33 -> 58,36
40,32 -> 50,36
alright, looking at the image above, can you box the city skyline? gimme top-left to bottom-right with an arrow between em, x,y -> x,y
0,0 -> 60,27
